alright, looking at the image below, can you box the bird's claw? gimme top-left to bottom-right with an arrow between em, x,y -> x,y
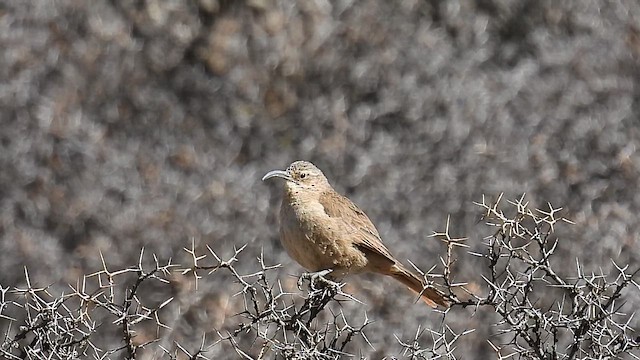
297,269 -> 339,290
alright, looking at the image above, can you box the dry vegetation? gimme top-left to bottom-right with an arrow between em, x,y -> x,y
1,196 -> 638,359
2,0 -> 640,358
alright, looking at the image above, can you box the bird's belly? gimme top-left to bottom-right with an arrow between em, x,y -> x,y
280,219 -> 335,271
279,203 -> 369,275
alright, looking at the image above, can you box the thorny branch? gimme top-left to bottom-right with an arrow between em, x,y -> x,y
420,193 -> 640,359
0,195 -> 638,359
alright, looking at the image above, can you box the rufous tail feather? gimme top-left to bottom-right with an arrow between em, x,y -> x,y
389,264 -> 449,308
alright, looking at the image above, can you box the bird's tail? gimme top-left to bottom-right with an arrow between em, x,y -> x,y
389,264 -> 449,308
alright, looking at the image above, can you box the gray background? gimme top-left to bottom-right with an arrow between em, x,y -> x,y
1,0 -> 639,358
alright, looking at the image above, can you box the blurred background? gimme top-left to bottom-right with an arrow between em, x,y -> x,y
1,0 -> 639,358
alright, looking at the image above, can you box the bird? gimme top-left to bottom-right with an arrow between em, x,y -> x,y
262,160 -> 448,308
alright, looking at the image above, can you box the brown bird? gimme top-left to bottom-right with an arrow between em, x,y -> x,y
262,160 -> 448,308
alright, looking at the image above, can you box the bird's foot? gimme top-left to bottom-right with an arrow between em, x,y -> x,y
297,269 -> 340,290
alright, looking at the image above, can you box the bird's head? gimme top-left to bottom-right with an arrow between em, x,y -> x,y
262,161 -> 329,190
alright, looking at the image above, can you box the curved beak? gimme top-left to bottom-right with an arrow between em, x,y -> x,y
262,169 -> 294,182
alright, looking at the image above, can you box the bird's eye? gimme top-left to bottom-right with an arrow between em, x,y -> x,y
299,173 -> 307,179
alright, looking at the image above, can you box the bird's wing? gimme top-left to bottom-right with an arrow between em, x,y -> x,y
318,191 -> 396,264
